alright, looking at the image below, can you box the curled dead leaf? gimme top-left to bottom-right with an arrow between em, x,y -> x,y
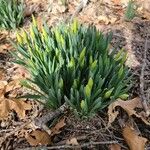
108,97 -> 150,126
51,118 -> 66,136
123,126 -> 147,150
26,130 -> 51,146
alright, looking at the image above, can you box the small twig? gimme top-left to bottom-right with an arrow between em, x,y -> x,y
70,0 -> 89,22
56,135 -> 88,145
0,120 -> 32,145
34,102 -> 68,128
140,36 -> 150,116
16,141 -> 118,150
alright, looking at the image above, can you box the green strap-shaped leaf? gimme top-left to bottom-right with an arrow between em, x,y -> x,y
104,88 -> 114,99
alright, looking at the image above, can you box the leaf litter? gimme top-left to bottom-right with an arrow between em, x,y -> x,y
0,0 -> 150,149
26,117 -> 66,146
26,130 -> 52,146
108,97 -> 150,126
0,80 -> 32,119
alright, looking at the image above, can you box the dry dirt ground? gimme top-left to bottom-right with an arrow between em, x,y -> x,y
0,0 -> 150,149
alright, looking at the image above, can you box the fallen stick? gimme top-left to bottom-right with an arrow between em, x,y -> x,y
140,36 -> 150,116
34,102 -> 68,128
16,140 -> 118,150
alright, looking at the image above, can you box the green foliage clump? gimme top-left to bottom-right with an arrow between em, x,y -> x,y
12,18 -> 131,118
0,0 -> 24,30
124,0 -> 136,21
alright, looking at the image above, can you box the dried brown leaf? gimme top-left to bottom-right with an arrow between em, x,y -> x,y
0,43 -> 12,53
5,79 -> 21,93
26,130 -> 51,146
66,137 -> 79,145
10,99 -> 32,119
11,64 -> 30,79
109,143 -> 121,150
0,98 -> 10,119
51,118 -> 66,136
0,79 -> 31,119
0,81 -> 7,88
108,97 -> 150,126
0,81 -> 7,100
0,97 -> 32,119
0,69 -> 5,80
123,126 -> 147,150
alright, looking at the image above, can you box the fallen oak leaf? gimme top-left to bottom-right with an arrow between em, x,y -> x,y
5,79 -> 24,98
0,79 -> 22,96
0,97 -> 32,119
123,125 -> 147,150
5,79 -> 22,93
0,78 -> 31,120
26,130 -> 51,146
108,97 -> 150,126
0,83 -> 31,119
10,99 -> 32,119
51,118 -> 66,136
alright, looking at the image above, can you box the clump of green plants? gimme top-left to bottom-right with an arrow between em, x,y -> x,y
124,0 -> 137,21
12,17 -> 131,118
0,0 -> 24,30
